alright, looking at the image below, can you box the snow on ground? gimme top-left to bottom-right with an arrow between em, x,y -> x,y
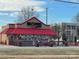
0,44 -> 18,49
0,44 -> 79,50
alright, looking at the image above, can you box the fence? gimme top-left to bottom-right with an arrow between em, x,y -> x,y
54,41 -> 79,46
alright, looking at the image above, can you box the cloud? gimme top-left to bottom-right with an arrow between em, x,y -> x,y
0,13 -> 9,15
9,12 -> 18,17
33,7 -> 45,12
0,20 -> 14,23
0,0 -> 46,17
0,0 -> 46,11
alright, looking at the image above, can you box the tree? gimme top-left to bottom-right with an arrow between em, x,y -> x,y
16,7 -> 39,22
74,36 -> 77,45
53,24 -> 60,32
51,24 -> 61,46
62,33 -> 67,42
62,33 -> 68,46
73,12 -> 79,23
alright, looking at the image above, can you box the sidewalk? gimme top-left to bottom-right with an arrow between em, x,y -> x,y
0,55 -> 79,57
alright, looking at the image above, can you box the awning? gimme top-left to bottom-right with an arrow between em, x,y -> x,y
1,28 -> 57,36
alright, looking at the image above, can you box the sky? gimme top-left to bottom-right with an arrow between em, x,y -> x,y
0,0 -> 79,29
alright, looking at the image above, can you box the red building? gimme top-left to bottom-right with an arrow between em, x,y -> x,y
0,17 -> 57,46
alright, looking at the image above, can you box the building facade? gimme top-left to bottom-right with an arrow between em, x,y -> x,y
0,17 -> 57,46
61,23 -> 79,46
61,23 -> 79,41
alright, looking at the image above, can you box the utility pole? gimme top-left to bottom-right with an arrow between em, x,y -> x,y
46,8 -> 48,24
31,7 -> 34,17
27,7 -> 30,19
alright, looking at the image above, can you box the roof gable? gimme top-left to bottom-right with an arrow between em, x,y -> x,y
18,17 -> 46,25
27,17 -> 44,23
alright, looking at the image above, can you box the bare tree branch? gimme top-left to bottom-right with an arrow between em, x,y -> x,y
16,7 -> 39,23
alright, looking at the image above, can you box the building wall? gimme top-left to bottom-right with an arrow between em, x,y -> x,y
27,18 -> 41,23
9,24 -> 15,28
2,25 -> 9,30
0,34 -> 2,43
2,24 -> 15,31
1,34 -> 8,45
61,23 -> 79,42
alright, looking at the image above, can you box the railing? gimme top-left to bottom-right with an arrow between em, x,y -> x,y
54,41 -> 79,46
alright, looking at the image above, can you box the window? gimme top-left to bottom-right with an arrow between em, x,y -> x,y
34,23 -> 42,28
66,31 -> 71,35
72,26 -> 75,29
27,22 -> 32,26
67,37 -> 73,42
77,29 -> 79,35
27,22 -> 42,28
67,25 -> 71,29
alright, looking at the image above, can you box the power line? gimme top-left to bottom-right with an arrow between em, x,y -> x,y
54,0 -> 79,4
